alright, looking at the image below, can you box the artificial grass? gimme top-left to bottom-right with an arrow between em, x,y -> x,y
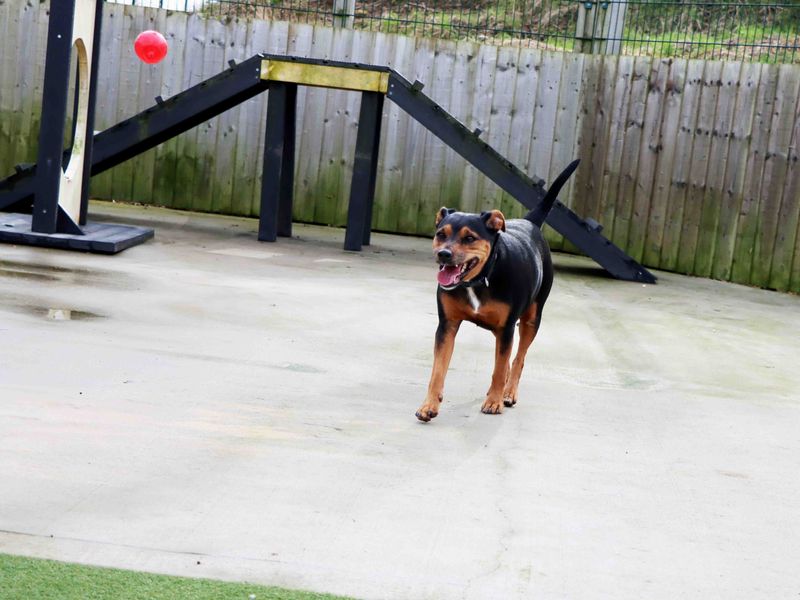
0,553 -> 355,600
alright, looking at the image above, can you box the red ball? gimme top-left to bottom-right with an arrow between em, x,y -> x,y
134,30 -> 168,64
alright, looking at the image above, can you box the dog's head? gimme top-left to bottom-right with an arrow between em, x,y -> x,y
433,207 -> 505,290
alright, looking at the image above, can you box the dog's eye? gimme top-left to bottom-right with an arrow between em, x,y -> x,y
435,231 -> 447,240
463,235 -> 475,243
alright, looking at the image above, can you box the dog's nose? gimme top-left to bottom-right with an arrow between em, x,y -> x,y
437,248 -> 453,263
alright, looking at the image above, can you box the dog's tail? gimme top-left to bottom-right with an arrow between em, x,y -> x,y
524,159 -> 580,228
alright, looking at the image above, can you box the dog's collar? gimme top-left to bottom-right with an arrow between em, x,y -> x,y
459,232 -> 501,289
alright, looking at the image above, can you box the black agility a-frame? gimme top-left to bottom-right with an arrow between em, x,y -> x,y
0,46 -> 655,282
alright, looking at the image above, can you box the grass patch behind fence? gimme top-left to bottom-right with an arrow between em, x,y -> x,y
0,553 -> 356,600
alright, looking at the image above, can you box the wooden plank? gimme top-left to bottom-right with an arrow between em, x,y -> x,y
110,5 -> 145,203
93,4 -> 127,200
130,7 -> 167,205
0,0 -> 23,175
499,46 -> 542,222
209,15 -> 247,215
659,59 -> 705,271
675,60 -> 723,275
190,16 -> 226,213
583,55 -> 618,229
335,27 -> 368,227
311,26 -> 353,227
292,25 -> 334,223
364,29 -> 391,234
731,64 -> 780,285
172,11 -> 207,212
596,55 -> 631,251
772,91 -> 800,292
13,0 -> 38,169
569,53 -> 602,228
152,9 -> 189,208
457,42 -> 498,217
710,62 -> 762,282
3,0 -> 24,174
751,65 -> 800,288
278,23 -> 314,221
612,55 -> 650,253
643,58 -> 688,267
228,18 -> 258,217
626,57 -> 668,263
396,35 -> 439,235
372,32 -> 414,233
549,51 -> 585,252
693,60 -> 742,278
436,39 -> 480,214
473,44 -> 517,219
414,38 -> 457,234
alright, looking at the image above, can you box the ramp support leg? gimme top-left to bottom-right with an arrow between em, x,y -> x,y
259,81 -> 297,242
345,91 -> 384,251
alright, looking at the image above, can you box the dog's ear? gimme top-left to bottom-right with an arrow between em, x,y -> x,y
481,209 -> 506,232
435,207 -> 455,227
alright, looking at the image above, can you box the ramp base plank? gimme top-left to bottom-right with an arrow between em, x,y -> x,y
0,213 -> 153,254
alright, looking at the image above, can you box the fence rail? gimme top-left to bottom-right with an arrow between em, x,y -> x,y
110,0 -> 800,62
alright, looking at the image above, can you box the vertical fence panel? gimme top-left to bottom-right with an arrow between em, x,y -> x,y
693,60 -> 742,277
598,55 -> 632,248
676,60 -> 723,274
752,66 -> 800,288
643,58 -> 687,267
527,51 -> 564,249
773,97 -> 800,292
396,35 -> 435,234
458,42 -> 499,217
415,39 -> 458,234
569,54 -> 602,230
711,62 -> 761,282
476,44 -> 519,216
152,10 -> 188,208
499,47 -> 542,222
731,64 -> 781,284
659,59 -> 705,271
770,96 -> 800,293
627,57 -> 668,263
372,32 -> 414,233
437,39 -> 480,211
549,51 -> 585,252
612,56 -> 650,252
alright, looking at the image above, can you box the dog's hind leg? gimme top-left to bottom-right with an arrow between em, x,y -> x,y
503,303 -> 540,407
481,324 -> 515,415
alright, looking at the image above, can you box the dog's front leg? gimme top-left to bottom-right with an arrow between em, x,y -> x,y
416,320 -> 461,422
481,325 -> 514,414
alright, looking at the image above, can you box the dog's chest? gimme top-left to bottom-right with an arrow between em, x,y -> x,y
440,288 -> 509,329
466,288 -> 481,313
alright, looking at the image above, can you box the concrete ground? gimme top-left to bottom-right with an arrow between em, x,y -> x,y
0,202 -> 798,600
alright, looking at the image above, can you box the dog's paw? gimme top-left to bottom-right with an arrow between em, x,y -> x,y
503,393 -> 517,407
480,396 -> 504,415
415,397 -> 441,422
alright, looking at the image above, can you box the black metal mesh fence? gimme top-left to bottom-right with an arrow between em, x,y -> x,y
119,0 -> 800,62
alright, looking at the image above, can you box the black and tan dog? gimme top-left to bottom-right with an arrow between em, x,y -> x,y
416,159 -> 580,422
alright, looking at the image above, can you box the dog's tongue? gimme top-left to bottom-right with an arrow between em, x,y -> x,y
437,265 -> 461,287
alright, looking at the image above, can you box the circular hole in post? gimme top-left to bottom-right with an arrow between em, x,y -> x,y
62,38 -> 89,180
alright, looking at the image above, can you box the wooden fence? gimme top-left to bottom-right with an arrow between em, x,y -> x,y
1,1 -> 799,292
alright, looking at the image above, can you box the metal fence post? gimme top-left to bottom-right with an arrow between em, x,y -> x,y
333,0 -> 355,28
575,0 -> 627,55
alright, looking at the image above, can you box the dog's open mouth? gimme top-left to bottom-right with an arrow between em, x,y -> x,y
437,258 -> 479,289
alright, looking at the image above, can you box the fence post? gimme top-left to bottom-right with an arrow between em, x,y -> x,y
575,0 -> 627,55
333,0 -> 355,28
